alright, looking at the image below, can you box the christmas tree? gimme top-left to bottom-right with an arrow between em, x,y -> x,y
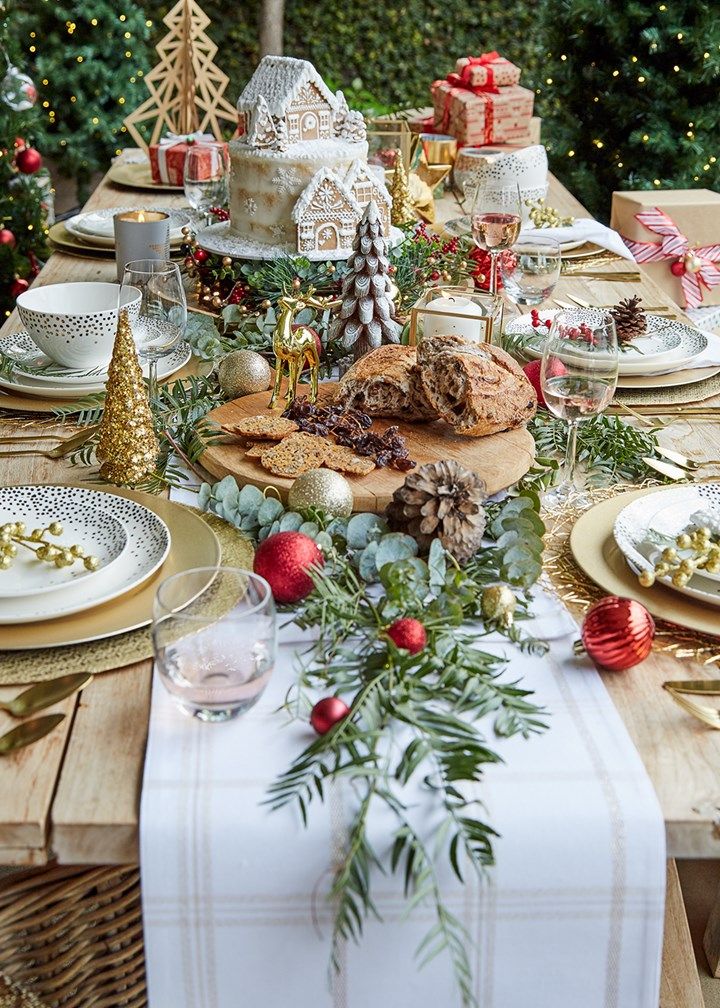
390,151 -> 414,227
538,0 -> 720,219
331,201 -> 401,361
18,0 -> 152,199
0,2 -> 48,318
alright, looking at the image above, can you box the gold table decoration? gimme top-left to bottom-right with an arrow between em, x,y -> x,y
543,485 -> 720,665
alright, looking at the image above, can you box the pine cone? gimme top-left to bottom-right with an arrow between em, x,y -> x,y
386,460 -> 487,563
610,295 -> 647,344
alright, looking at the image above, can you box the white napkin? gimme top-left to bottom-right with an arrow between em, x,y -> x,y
519,218 -> 636,261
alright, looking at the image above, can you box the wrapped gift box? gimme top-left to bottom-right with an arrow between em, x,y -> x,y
611,189 -> 720,308
432,81 -> 534,146
454,54 -> 521,89
149,134 -> 228,186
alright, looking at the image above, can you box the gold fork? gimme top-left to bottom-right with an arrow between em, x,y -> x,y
663,681 -> 720,729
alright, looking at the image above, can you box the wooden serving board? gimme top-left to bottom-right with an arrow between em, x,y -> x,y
202,382 -> 536,513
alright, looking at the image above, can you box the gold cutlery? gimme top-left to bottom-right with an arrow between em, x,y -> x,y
0,713 -> 65,755
641,456 -> 692,481
655,446 -> 720,471
0,424 -> 98,460
562,272 -> 642,281
663,681 -> 720,730
0,672 -> 92,718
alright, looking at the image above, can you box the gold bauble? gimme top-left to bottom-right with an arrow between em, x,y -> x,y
222,256 -> 233,267
480,584 -> 517,628
288,469 -> 354,518
684,251 -> 703,274
217,349 -> 272,399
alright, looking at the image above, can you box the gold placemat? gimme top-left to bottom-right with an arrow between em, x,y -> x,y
615,372 -> 720,407
543,485 -> 720,665
0,509 -> 253,685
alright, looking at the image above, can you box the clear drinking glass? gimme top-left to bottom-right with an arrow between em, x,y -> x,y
470,185 -> 522,295
499,237 -> 562,306
540,310 -> 619,506
153,567 -> 277,723
121,259 -> 187,403
183,142 -> 228,224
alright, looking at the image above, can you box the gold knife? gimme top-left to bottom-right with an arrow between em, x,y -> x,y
663,680 -> 720,695
642,456 -> 691,481
0,672 -> 92,718
0,713 -> 65,755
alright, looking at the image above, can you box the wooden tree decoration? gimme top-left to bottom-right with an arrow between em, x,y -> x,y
124,0 -> 237,150
331,201 -> 401,361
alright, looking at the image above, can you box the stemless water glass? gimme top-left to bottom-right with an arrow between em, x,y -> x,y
499,237 -> 562,306
540,310 -> 619,505
153,567 -> 277,722
184,142 -> 229,224
121,259 -> 187,403
470,185 -> 522,295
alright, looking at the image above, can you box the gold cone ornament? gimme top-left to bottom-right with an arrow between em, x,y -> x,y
96,310 -> 160,485
390,151 -> 415,227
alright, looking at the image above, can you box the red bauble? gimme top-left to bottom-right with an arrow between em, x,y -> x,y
522,358 -> 566,409
0,228 -> 15,248
670,259 -> 686,277
386,617 -> 427,655
193,248 -> 209,264
14,146 -> 42,174
579,596 -> 655,672
9,277 -> 29,298
253,531 -> 324,604
310,696 -> 350,735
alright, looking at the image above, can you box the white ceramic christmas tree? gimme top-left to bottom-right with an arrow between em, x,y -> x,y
331,201 -> 401,360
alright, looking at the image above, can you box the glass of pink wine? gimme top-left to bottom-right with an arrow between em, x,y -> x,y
470,185 -> 523,295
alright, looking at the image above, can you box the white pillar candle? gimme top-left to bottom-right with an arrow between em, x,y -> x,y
423,294 -> 488,342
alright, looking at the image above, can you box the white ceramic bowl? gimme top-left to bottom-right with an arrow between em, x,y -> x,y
17,282 -> 141,369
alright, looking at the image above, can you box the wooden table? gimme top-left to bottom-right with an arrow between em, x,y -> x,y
0,156 -> 718,1005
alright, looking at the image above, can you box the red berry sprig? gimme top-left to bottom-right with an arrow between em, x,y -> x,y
530,308 -> 552,330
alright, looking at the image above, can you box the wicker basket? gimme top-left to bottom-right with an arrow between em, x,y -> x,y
0,863 -> 146,1008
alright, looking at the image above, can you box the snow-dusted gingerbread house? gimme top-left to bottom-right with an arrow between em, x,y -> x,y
226,56 -> 393,259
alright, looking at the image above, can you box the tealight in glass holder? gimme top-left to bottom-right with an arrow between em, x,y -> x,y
408,286 -> 504,346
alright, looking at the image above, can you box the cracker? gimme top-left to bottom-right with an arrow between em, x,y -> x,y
244,442 -> 265,458
260,433 -> 331,478
324,446 -> 376,476
226,416 -> 299,440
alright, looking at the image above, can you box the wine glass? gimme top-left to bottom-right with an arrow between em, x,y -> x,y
470,185 -> 522,295
121,259 -> 187,404
183,142 -> 228,224
153,567 -> 277,722
499,236 -> 561,306
540,310 -> 619,506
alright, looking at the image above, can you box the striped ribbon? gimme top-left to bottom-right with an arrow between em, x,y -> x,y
622,206 -> 720,308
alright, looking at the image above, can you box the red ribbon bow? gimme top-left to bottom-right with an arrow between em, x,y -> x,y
446,51 -> 502,94
622,207 -> 720,309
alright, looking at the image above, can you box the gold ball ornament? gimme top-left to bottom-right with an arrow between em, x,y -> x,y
684,251 -> 703,274
217,349 -> 272,399
222,256 -> 232,267
480,584 -> 517,627
288,469 -> 354,518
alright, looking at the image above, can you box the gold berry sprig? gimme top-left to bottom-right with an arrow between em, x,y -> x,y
637,525 -> 720,589
0,521 -> 100,572
524,197 -> 574,229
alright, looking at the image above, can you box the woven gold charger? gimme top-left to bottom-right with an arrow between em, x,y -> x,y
543,485 -> 720,665
614,371 -> 720,407
0,509 -> 253,685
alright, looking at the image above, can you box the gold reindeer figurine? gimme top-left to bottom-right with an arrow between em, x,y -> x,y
269,287 -> 340,408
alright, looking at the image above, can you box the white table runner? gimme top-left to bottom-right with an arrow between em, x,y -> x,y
141,494 -> 665,1007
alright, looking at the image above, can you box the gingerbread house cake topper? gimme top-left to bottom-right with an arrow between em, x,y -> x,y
238,55 -> 367,151
292,168 -> 363,255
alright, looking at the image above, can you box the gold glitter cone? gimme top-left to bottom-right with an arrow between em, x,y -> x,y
390,151 -> 415,227
96,310 -> 160,486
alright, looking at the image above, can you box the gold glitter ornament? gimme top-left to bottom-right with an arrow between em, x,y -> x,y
288,469 -> 354,518
480,584 -> 517,627
217,349 -> 272,399
390,151 -> 415,226
96,309 -> 160,486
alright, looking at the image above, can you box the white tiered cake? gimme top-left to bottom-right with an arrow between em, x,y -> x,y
204,56 -> 393,261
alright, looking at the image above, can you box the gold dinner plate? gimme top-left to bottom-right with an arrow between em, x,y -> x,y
570,486 -> 720,638
0,355 -> 205,414
108,160 -> 184,192
0,485 -> 222,650
48,221 -> 184,260
617,365 -> 720,389
560,241 -> 607,260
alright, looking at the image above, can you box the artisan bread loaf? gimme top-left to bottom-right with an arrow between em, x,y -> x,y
417,335 -> 537,436
332,345 -> 438,421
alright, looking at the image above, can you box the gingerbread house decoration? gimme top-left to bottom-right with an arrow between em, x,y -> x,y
292,168 -> 362,254
344,161 -> 392,236
239,56 -> 359,147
